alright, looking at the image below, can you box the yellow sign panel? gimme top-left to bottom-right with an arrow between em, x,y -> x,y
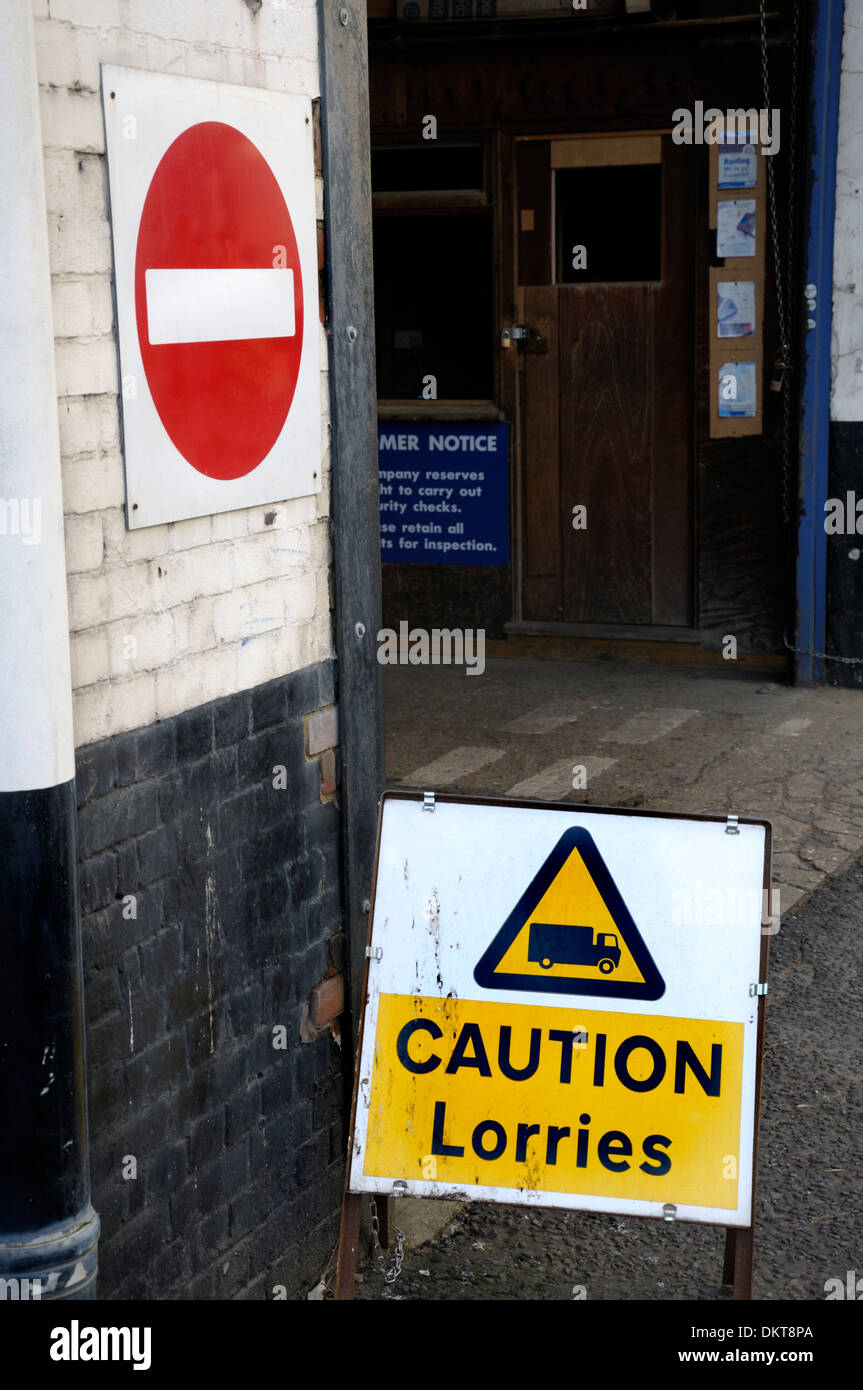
365,994 -> 743,1211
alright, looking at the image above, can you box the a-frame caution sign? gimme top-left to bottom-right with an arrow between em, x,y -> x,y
340,793 -> 772,1301
474,827 -> 665,1000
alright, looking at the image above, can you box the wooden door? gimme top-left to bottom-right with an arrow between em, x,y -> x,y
517,134 -> 693,628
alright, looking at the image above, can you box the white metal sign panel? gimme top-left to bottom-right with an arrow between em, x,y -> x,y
102,66 -> 320,529
350,793 -> 770,1227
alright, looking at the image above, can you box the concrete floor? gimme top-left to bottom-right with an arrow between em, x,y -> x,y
383,657 -> 863,915
364,656 -> 863,1289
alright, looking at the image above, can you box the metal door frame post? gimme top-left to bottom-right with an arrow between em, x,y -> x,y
318,1 -> 385,1042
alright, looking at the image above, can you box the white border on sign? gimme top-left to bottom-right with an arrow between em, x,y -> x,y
349,794 -> 769,1229
102,66 -> 321,530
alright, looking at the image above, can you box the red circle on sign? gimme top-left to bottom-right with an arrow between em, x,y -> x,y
135,122 -> 303,480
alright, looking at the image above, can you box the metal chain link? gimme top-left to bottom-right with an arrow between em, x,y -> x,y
760,0 -> 797,527
369,1197 -> 405,1284
761,0 -> 791,392
782,638 -> 863,666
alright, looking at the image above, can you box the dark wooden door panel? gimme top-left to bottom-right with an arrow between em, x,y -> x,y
518,135 -> 693,630
559,286 -> 652,624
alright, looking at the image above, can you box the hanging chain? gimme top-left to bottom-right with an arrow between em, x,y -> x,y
369,1197 -> 405,1285
761,0 -> 789,393
760,0 -> 797,522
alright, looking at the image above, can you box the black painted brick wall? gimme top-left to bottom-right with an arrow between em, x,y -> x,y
75,659 -> 347,1300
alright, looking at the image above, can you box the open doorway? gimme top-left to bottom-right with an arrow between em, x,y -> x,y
368,0 -> 801,665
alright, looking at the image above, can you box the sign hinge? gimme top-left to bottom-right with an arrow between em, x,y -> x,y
749,982 -> 768,997
423,790 -> 436,813
725,813 -> 740,834
365,946 -> 382,961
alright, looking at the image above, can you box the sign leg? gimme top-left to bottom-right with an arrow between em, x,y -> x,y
722,1226 -> 754,1300
335,1191 -> 363,1301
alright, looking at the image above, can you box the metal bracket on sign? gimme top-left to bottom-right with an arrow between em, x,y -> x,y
725,813 -> 740,834
423,790 -> 435,813
662,1204 -> 677,1222
366,946 -> 382,961
392,1180 -> 408,1198
749,982 -> 768,997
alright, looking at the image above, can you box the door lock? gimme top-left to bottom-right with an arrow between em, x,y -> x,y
500,325 -> 529,346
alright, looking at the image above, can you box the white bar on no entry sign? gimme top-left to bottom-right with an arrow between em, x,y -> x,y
144,268 -> 295,345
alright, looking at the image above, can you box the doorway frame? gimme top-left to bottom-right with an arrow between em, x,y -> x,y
507,126 -> 699,639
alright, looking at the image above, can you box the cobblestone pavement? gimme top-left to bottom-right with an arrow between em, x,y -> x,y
352,658 -> 863,1302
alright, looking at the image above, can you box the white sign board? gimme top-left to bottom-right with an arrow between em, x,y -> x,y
102,67 -> 320,529
350,793 -> 771,1228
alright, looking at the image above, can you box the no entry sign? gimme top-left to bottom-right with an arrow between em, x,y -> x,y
349,793 -> 771,1227
135,122 -> 304,482
103,68 -> 320,529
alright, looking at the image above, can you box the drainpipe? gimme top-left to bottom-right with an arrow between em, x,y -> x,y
0,0 -> 99,1299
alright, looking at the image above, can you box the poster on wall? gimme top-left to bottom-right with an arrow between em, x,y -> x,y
378,423 -> 509,565
716,199 -> 757,258
718,362 -> 757,419
717,282 -> 756,338
717,142 -> 758,190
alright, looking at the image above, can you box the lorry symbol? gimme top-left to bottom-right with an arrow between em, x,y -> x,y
528,923 -> 621,974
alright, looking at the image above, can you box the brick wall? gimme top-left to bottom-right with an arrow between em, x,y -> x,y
26,0 -> 351,1298
33,0 -> 331,749
76,660 -> 346,1299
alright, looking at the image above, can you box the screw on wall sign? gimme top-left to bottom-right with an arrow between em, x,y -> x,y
102,67 -> 320,529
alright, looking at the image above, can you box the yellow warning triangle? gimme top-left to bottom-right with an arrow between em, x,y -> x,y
474,827 -> 665,1000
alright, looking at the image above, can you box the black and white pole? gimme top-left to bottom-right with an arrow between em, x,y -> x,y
0,0 -> 99,1300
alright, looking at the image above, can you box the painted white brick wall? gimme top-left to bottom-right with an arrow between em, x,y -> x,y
832,0 -> 863,421
34,0 -> 333,750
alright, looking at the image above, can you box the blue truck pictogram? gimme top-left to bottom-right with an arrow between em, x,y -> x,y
528,923 -> 621,974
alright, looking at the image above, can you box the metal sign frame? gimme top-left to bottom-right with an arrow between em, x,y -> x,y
338,790 -> 772,1299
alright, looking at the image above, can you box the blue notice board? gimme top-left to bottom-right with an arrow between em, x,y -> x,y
378,422 -> 509,566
